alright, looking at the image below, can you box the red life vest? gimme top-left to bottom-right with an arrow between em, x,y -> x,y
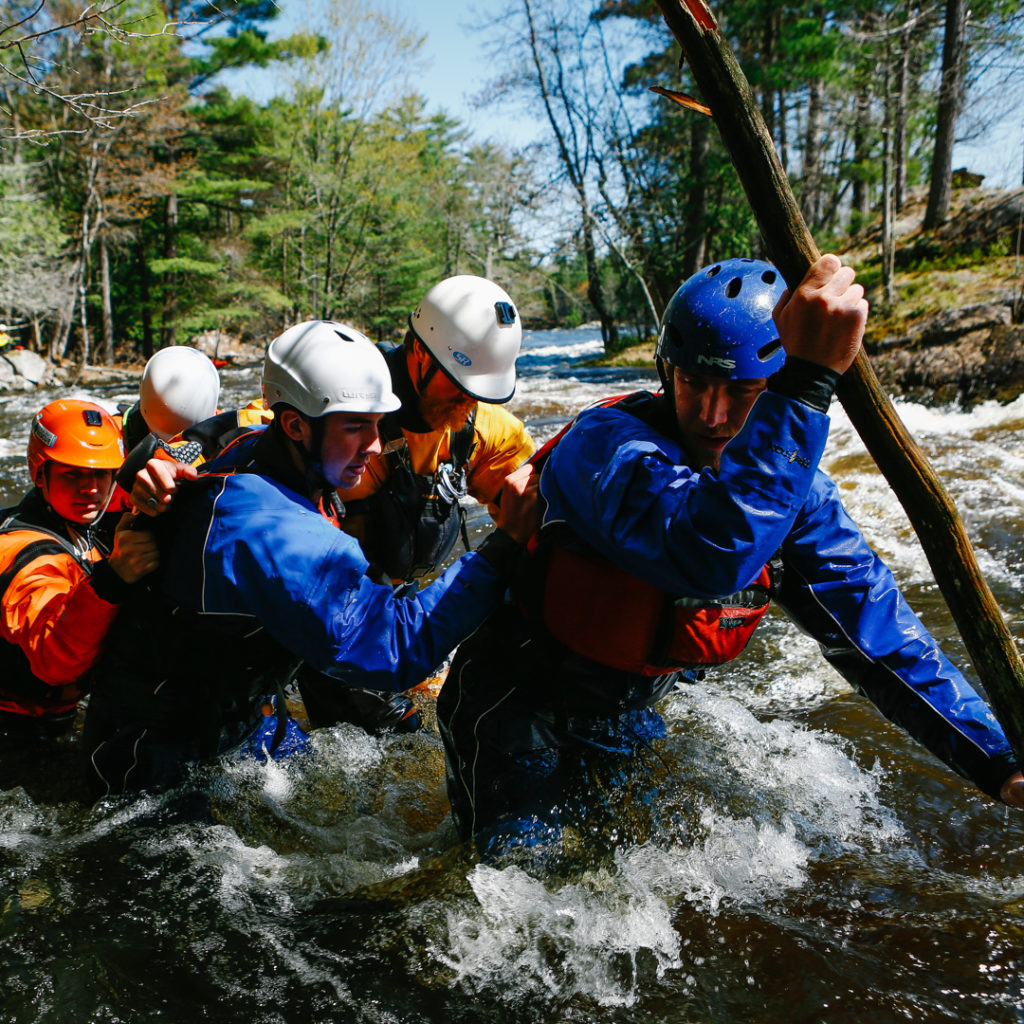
525,391 -> 777,677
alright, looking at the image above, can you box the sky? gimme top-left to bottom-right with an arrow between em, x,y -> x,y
229,0 -> 1023,188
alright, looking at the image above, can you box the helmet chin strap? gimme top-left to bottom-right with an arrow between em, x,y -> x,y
288,413 -> 331,493
656,356 -> 672,394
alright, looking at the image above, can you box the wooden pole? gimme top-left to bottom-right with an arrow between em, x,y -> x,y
652,0 -> 1024,761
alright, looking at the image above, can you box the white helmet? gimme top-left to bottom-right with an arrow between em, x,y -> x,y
262,320 -> 400,417
409,275 -> 522,403
139,346 -> 221,441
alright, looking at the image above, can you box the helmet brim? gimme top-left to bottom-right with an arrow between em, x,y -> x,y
432,358 -> 516,404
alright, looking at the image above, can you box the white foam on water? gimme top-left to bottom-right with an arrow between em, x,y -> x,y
427,682 -> 905,1010
661,686 -> 905,855
0,789 -> 53,855
437,860 -> 681,1008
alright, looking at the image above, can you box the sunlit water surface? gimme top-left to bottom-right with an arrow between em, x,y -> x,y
3,332 -> 1024,1023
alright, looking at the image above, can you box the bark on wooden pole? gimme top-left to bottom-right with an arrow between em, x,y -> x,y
652,0 -> 1024,762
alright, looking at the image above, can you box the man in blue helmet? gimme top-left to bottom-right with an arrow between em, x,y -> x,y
437,253 -> 1024,855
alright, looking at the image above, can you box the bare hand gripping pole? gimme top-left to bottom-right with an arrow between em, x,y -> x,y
652,0 -> 1024,763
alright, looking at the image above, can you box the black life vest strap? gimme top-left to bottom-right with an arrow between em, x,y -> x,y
0,539 -> 75,600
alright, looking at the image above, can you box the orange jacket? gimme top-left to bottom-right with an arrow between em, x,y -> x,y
0,499 -> 121,718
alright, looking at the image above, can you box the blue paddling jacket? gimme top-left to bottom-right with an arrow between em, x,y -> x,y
537,388 -> 1017,801
83,424 -> 517,793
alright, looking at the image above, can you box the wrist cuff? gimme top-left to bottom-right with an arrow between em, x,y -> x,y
476,530 -> 521,576
89,559 -> 132,604
768,356 -> 841,413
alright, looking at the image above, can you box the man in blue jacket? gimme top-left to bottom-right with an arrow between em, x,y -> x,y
84,321 -> 536,796
438,254 -> 1024,854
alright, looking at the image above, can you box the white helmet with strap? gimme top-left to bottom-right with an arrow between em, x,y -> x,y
262,320 -> 400,416
139,346 -> 221,440
409,275 -> 522,403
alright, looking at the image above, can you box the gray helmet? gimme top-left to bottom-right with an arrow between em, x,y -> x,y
262,321 -> 400,416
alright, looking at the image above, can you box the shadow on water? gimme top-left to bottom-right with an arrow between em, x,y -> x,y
4,337 -> 1024,1022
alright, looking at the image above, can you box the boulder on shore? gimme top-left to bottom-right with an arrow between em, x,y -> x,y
0,348 -> 52,391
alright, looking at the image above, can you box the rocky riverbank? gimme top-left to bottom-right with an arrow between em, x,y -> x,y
598,186 -> 1024,407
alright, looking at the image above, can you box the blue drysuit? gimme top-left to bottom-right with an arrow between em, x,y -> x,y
438,386 -> 1017,848
84,426 -> 517,795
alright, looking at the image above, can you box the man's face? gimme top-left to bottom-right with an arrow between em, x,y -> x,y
39,462 -> 115,525
407,342 -> 477,431
671,367 -> 767,471
319,411 -> 384,489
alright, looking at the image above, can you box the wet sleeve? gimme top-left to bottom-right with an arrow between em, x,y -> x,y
0,549 -> 120,686
200,487 -> 513,692
776,473 -> 1017,799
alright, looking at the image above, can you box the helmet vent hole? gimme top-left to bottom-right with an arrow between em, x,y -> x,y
758,340 -> 782,364
333,329 -> 355,343
707,265 -> 722,277
761,270 -> 777,285
726,277 -> 743,298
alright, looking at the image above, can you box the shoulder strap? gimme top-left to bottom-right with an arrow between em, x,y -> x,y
0,538 -> 74,601
449,407 -> 477,471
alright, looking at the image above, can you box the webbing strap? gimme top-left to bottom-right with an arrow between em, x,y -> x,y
0,539 -> 72,601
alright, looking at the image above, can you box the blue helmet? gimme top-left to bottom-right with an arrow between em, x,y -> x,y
656,258 -> 787,379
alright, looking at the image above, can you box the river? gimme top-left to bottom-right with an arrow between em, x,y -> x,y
2,328 -> 1024,1023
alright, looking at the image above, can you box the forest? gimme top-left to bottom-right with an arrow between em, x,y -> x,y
0,0 -> 1022,363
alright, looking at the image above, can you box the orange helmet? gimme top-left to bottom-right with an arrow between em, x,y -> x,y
27,400 -> 125,484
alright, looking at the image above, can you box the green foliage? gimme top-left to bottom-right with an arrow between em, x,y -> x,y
149,257 -> 223,277
3,0 -> 1020,356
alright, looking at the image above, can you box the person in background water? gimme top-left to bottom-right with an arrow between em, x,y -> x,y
300,276 -> 536,734
118,345 -> 274,477
84,321 -> 537,798
118,346 -> 223,453
438,254 -> 1024,858
0,401 -> 159,796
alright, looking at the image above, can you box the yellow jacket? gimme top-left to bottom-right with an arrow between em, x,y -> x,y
337,400 -> 534,580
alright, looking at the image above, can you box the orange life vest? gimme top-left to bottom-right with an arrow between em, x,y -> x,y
525,391 -> 777,676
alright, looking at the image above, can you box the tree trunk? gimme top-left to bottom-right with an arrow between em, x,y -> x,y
683,114 -> 710,277
881,33 -> 896,308
801,74 -> 824,228
138,237 -> 154,361
99,228 -> 115,365
161,193 -> 179,348
580,204 -> 618,351
893,15 -> 912,212
923,0 -> 967,229
850,81 -> 873,228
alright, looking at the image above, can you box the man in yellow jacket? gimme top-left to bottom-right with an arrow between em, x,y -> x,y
303,276 -> 536,733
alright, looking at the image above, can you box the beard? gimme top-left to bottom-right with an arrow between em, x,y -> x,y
420,394 -> 477,432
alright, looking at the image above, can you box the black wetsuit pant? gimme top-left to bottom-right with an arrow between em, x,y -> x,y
437,605 -> 681,850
